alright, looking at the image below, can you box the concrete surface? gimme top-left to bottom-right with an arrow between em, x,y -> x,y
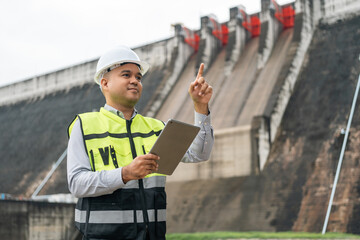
237,28 -> 294,126
0,200 -> 78,240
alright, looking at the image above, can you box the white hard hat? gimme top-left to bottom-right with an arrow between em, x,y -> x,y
94,45 -> 150,85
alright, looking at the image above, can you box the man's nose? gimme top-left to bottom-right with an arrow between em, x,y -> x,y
129,76 -> 138,84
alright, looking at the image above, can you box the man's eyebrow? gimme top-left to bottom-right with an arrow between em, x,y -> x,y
120,69 -> 143,77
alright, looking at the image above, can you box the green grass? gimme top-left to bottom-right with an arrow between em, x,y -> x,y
166,231 -> 360,240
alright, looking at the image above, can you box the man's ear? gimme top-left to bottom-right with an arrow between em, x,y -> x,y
101,77 -> 109,91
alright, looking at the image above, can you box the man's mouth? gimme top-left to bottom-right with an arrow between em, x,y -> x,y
128,87 -> 138,93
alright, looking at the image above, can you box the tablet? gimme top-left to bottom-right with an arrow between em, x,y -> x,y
150,119 -> 200,175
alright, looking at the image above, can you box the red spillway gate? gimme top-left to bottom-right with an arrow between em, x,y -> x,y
271,0 -> 295,29
238,6 -> 261,38
183,26 -> 200,51
208,16 -> 229,46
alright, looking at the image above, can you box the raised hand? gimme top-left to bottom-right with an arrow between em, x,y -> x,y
188,63 -> 213,115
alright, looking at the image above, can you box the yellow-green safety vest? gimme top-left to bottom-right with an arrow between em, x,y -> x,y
68,108 -> 167,240
68,107 -> 165,175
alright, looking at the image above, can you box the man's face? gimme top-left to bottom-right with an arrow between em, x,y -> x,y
102,63 -> 143,108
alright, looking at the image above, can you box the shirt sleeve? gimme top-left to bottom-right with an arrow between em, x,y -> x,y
181,111 -> 214,163
67,119 -> 126,198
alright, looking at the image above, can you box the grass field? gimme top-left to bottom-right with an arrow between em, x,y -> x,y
166,231 -> 360,240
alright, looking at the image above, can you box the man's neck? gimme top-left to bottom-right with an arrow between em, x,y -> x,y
106,103 -> 135,120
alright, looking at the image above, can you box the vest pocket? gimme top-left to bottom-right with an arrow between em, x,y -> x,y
115,147 -> 133,167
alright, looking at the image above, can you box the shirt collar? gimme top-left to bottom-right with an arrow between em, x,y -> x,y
104,104 -> 138,120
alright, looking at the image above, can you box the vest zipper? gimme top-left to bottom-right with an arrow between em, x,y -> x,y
126,119 -> 150,235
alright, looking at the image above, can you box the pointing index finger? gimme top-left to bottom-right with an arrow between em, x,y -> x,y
196,63 -> 204,79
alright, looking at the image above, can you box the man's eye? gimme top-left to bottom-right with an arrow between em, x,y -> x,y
136,76 -> 142,81
122,74 -> 130,77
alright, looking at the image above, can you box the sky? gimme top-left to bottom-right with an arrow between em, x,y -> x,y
0,0 -> 292,87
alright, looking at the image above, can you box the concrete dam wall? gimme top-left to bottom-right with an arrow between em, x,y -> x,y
0,200 -> 77,240
0,0 -> 360,238
167,11 -> 360,234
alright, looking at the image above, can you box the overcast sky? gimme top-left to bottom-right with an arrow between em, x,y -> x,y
0,0 -> 292,87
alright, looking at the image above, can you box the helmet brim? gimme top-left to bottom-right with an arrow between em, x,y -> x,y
94,60 -> 150,85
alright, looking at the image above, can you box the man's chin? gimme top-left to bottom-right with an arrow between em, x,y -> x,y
126,98 -> 139,107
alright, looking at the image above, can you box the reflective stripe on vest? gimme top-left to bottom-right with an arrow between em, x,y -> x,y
75,209 -> 166,224
124,175 -> 166,189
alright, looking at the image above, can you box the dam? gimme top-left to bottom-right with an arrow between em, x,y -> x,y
0,0 -> 360,238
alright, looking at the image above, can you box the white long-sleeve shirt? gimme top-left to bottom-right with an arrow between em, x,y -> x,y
67,104 -> 214,198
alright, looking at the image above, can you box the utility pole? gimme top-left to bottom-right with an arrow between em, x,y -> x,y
322,55 -> 360,234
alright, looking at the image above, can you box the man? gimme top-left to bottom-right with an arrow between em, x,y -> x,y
67,45 -> 214,240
